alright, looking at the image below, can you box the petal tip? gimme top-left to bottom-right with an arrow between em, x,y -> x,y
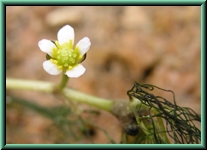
38,39 -> 56,57
76,37 -> 91,55
65,64 -> 86,78
43,60 -> 62,75
58,25 -> 75,45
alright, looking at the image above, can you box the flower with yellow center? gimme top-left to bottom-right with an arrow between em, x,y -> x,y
38,25 -> 91,78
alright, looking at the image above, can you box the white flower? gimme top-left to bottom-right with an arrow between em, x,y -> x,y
38,25 -> 91,78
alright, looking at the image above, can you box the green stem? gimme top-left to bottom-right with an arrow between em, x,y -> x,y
6,78 -> 54,93
6,78 -> 114,112
130,98 -> 170,144
62,88 -> 113,112
57,73 -> 69,91
152,108 -> 171,144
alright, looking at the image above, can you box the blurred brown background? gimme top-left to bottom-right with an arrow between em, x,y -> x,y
6,6 -> 201,144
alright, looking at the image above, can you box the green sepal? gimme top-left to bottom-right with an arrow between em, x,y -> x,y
78,53 -> 87,63
46,54 -> 52,60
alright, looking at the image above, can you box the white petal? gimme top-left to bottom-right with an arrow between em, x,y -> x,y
65,64 -> 86,78
75,37 -> 91,55
57,25 -> 74,45
43,60 -> 62,75
38,39 -> 56,57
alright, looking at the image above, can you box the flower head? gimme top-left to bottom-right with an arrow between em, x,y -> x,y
38,25 -> 91,78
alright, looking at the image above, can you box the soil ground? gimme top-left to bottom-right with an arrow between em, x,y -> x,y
6,6 -> 201,144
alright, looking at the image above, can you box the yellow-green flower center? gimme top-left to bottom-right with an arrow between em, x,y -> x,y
50,41 -> 82,70
57,48 -> 77,67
